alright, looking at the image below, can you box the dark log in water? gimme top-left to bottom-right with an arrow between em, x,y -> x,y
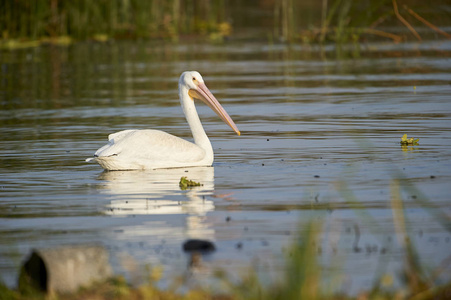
19,245 -> 112,294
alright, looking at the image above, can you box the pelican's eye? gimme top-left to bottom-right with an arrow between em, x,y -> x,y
192,77 -> 197,82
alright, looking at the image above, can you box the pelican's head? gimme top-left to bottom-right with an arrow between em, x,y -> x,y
179,71 -> 240,136
180,71 -> 204,90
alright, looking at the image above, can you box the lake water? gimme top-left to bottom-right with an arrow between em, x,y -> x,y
1,40 -> 451,294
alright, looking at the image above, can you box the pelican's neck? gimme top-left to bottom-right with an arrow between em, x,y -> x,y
179,85 -> 213,154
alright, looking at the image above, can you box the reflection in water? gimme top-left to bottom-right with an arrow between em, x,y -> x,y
401,145 -> 419,153
98,167 -> 215,240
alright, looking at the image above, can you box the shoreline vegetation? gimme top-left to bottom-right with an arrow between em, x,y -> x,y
1,0 -> 451,49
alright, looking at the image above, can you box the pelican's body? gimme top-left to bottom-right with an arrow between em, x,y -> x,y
88,71 -> 240,171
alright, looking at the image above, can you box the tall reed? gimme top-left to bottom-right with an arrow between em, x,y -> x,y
272,0 -> 450,43
0,0 -> 228,41
1,0 -> 450,44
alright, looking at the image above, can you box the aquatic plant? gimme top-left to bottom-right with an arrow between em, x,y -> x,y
400,134 -> 419,146
179,176 -> 203,190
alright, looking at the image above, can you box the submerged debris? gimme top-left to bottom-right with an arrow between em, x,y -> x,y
400,134 -> 419,146
179,176 -> 203,190
183,239 -> 216,253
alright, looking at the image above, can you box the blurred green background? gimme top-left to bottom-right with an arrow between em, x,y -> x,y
1,0 -> 450,45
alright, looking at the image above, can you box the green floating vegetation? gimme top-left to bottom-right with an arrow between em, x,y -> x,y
400,134 -> 419,146
179,176 -> 202,190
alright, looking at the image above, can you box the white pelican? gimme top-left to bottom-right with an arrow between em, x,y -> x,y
87,71 -> 240,170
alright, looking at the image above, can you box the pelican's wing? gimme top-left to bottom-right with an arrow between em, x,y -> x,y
108,129 -> 136,142
95,129 -> 205,163
90,129 -> 136,158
